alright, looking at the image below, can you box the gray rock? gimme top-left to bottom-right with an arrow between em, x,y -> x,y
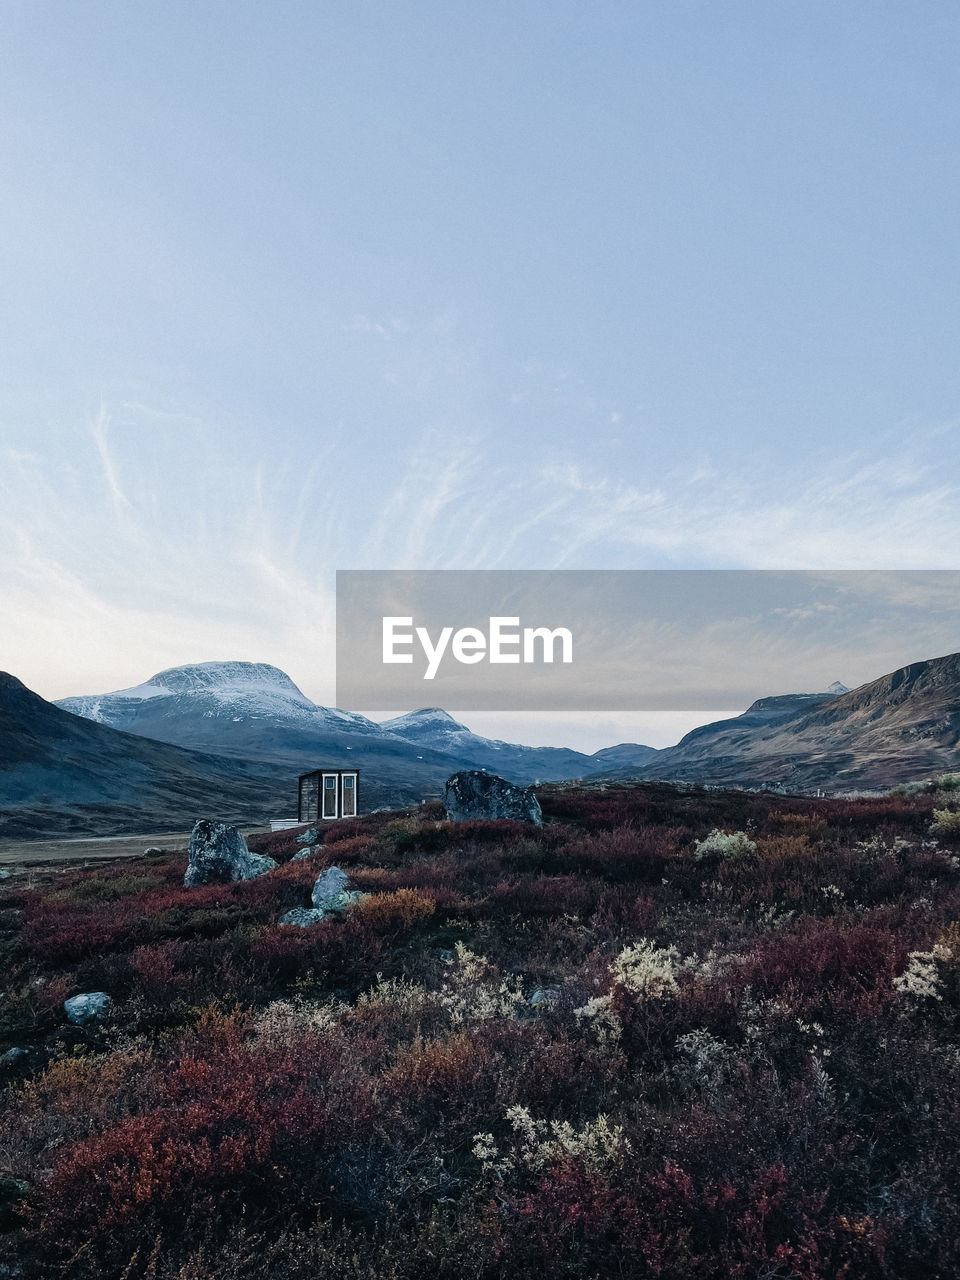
311,865 -> 353,911
528,986 -> 561,1008
143,846 -> 163,855
0,870 -> 10,880
296,828 -> 321,846
442,771 -> 543,827
278,907 -> 327,928
184,820 -> 277,887
0,1047 -> 28,1067
64,992 -> 112,1025
276,866 -> 364,926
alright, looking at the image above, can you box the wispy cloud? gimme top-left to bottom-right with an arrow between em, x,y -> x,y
90,402 -> 133,515
2,395 -> 958,714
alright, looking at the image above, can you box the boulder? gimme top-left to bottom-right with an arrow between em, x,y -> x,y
278,907 -> 327,928
312,865 -> 364,912
184,820 -> 277,887
0,1047 -> 28,1068
64,992 -> 112,1025
442,771 -> 543,827
277,866 -> 364,927
297,828 -> 321,846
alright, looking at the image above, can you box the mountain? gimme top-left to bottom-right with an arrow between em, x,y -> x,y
0,673 -> 296,838
588,742 -> 661,771
58,661 -> 379,753
58,664 -> 657,789
379,707 -> 633,782
610,656 -> 960,791
56,662 -> 472,804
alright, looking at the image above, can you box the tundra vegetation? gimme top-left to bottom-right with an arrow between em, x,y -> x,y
2,779 -> 960,1279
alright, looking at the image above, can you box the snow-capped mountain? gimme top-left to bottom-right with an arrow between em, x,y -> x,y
56,664 -> 657,791
59,662 -> 375,734
56,662 -> 462,806
378,706 -> 621,781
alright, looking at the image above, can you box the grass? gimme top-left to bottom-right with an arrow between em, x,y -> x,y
0,781 -> 959,1278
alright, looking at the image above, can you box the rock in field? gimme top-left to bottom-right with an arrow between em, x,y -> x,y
312,865 -> 364,912
278,907 -> 327,927
279,866 -> 365,927
442,770 -> 543,827
184,819 -> 277,887
64,992 -> 112,1025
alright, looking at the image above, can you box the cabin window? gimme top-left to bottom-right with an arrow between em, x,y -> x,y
342,773 -> 356,817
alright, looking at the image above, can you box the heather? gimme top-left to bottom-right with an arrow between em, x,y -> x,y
1,782 -> 960,1279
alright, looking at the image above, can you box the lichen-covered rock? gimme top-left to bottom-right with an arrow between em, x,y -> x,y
0,1047 -> 28,1068
184,820 -> 277,887
278,907 -> 327,928
311,865 -> 363,912
296,828 -> 320,846
64,992 -> 112,1025
277,867 -> 364,926
442,771 -> 542,826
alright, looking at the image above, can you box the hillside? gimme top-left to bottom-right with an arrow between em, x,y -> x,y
621,653 -> 960,790
0,673 -> 296,838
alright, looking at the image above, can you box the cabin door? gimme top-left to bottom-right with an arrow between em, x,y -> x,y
322,773 -> 339,819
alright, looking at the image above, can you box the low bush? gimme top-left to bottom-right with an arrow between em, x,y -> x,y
2,781 -> 960,1278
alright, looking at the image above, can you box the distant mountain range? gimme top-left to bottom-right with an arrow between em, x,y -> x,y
56,662 -> 656,788
2,652 -> 957,839
612,655 -> 960,791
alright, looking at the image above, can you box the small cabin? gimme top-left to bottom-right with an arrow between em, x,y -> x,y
298,769 -> 359,823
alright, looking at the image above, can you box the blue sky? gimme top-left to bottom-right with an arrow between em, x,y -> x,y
2,3 -> 959,748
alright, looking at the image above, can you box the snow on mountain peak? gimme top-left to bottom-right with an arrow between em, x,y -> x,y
147,662 -> 311,702
380,707 -> 469,734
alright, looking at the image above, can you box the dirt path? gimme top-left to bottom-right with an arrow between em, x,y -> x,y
0,828 -> 271,868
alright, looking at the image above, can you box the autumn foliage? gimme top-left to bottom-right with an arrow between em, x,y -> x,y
1,780 -> 960,1278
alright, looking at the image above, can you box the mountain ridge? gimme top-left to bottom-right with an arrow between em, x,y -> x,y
56,662 -> 656,786
616,652 -> 960,790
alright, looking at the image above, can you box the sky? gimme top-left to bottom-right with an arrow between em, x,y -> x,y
1,2 -> 959,751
